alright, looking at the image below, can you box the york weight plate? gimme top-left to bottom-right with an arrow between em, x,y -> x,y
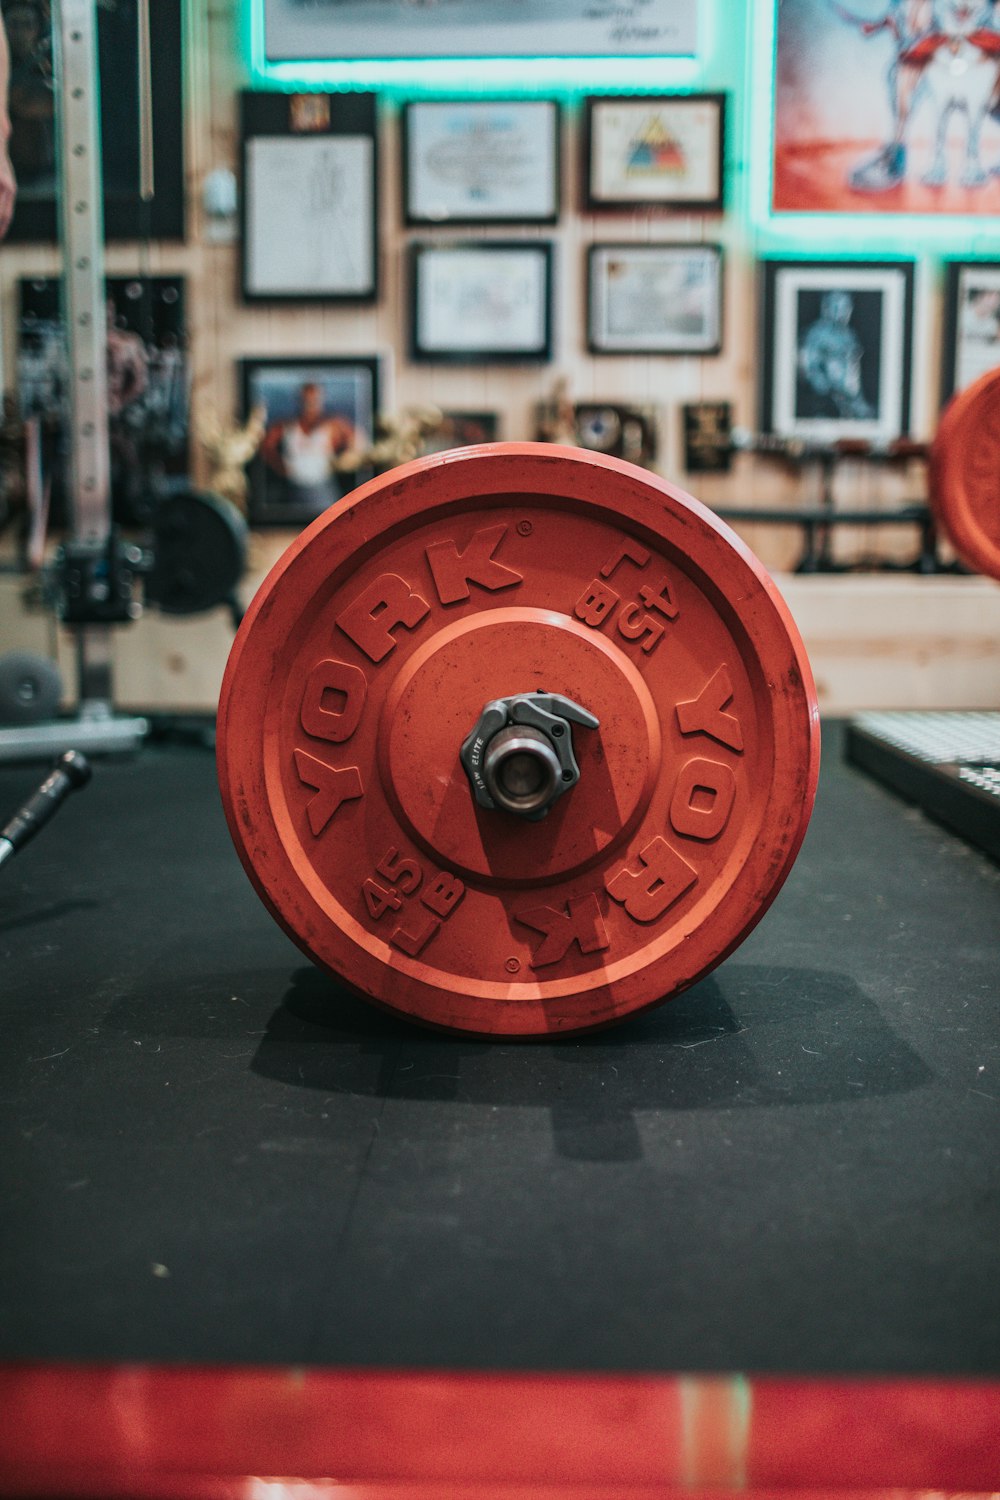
217,443 -> 819,1037
931,367 -> 1000,582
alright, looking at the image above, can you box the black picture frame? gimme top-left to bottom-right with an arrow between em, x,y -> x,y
760,259 -> 915,443
941,261 -> 1000,406
402,98 -> 560,227
240,91 -> 379,305
4,0 -> 185,243
587,242 -> 723,356
241,355 -> 381,528
583,93 -> 726,213
18,274 -> 189,527
410,241 -> 554,364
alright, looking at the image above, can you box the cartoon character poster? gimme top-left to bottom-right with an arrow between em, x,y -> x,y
773,0 -> 1000,213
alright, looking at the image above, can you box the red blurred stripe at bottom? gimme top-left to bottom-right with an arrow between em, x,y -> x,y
0,1365 -> 997,1497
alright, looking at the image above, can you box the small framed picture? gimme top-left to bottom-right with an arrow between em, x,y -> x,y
584,94 -> 725,212
420,411 -> 501,454
241,356 -> 380,526
760,260 -> 915,444
240,91 -> 378,303
941,262 -> 1000,405
587,243 -> 723,355
402,99 -> 560,226
410,242 -> 553,363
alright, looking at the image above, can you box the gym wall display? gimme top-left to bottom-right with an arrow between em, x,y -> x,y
402,100 -> 560,227
941,262 -> 1000,405
18,275 -> 188,527
241,356 -> 380,527
263,0 -> 697,62
3,0 -> 184,242
583,94 -> 725,213
410,242 -> 554,364
240,91 -> 378,303
587,244 -> 723,356
760,260 -> 915,445
772,0 -> 1000,215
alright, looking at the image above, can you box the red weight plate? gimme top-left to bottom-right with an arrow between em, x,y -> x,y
931,366 -> 1000,581
217,443 -> 819,1037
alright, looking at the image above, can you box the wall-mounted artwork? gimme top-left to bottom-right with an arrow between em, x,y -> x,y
420,411 -> 501,454
18,276 -> 188,527
403,100 -> 560,226
3,0 -> 184,242
584,94 -> 725,212
760,260 -> 914,443
263,0 -> 697,61
941,261 -> 1000,404
588,244 -> 722,355
773,0 -> 1000,215
241,356 -> 380,527
410,242 -> 553,363
241,92 -> 378,303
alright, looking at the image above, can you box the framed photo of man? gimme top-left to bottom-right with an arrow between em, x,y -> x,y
402,99 -> 560,226
941,261 -> 1000,405
760,260 -> 914,444
241,356 -> 380,527
2,0 -> 184,242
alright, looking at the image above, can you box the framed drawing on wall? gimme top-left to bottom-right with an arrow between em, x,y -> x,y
584,94 -> 725,212
588,244 -> 722,355
264,1 -> 697,62
3,0 -> 184,242
240,91 -> 378,303
402,99 -> 560,226
941,262 -> 1000,404
410,242 -> 553,363
760,260 -> 914,443
241,356 -> 380,526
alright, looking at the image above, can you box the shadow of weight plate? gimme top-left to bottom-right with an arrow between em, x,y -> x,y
931,367 -> 1000,583
217,443 -> 820,1037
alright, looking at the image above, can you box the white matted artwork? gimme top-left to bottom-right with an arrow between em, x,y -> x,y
411,242 -> 553,362
403,100 -> 559,224
586,94 -> 725,210
761,260 -> 914,444
243,135 -> 376,299
942,262 -> 1000,403
263,0 -> 697,60
588,244 -> 722,355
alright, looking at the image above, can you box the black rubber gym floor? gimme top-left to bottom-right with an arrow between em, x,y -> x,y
1,720 -> 998,1373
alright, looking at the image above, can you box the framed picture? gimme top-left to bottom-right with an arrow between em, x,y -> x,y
3,0 -> 184,242
941,262 -> 1000,405
18,275 -> 188,527
584,94 -> 725,212
264,0 -> 697,62
241,356 -> 380,526
773,0 -> 1000,216
420,411 -> 501,454
588,243 -> 722,355
240,91 -> 378,303
410,242 -> 553,363
760,260 -> 915,443
402,99 -> 560,226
